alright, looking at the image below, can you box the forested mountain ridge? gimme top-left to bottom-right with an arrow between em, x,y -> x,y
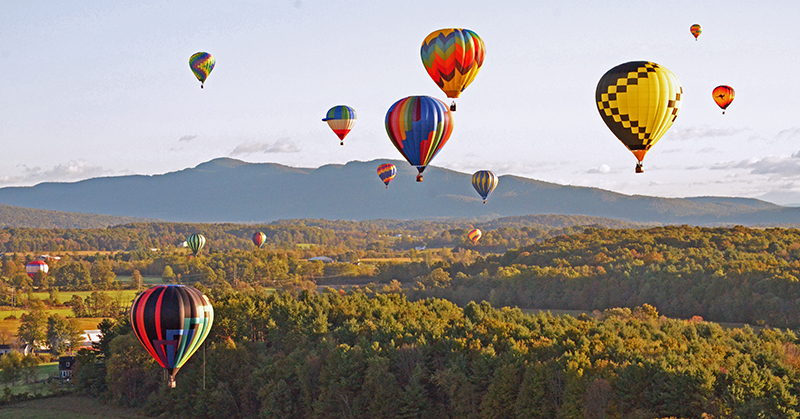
0,158 -> 795,225
0,204 -> 152,229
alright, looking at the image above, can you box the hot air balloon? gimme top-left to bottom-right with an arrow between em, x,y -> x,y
468,228 -> 482,244
377,163 -> 397,188
252,231 -> 266,248
712,85 -> 735,114
421,28 -> 485,111
322,106 -> 357,145
186,234 -> 206,256
26,260 -> 48,279
690,24 -> 702,40
472,171 -> 498,204
189,52 -> 215,89
130,285 -> 214,388
385,96 -> 454,182
596,61 -> 682,173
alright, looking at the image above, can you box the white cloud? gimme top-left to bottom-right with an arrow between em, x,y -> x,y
585,164 -> 611,174
179,135 -> 198,142
777,128 -> 800,141
230,138 -> 300,156
710,153 -> 800,178
665,125 -> 749,141
0,160 -> 113,185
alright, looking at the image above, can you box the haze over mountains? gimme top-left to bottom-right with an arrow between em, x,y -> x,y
0,158 -> 796,226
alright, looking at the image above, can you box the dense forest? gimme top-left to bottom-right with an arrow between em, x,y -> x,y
75,291 -> 800,418
3,223 -> 800,328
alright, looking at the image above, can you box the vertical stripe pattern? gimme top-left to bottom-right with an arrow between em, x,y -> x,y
130,285 -> 214,387
385,96 -> 454,177
471,170 -> 498,203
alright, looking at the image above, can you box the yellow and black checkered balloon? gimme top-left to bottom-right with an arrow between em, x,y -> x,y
596,61 -> 682,166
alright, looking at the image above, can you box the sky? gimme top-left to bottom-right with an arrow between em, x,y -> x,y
3,0 -> 800,205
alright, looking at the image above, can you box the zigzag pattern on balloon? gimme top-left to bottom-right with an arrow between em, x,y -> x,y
421,29 -> 485,98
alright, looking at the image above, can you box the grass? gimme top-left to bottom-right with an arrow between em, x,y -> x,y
25,290 -> 140,306
0,395 -> 148,419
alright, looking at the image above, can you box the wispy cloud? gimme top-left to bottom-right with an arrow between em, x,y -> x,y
665,125 -> 749,141
230,138 -> 300,156
179,135 -> 198,142
711,153 -> 800,178
585,164 -> 612,174
777,128 -> 800,141
0,160 -> 113,185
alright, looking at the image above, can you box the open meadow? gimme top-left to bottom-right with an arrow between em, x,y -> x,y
0,396 -> 147,419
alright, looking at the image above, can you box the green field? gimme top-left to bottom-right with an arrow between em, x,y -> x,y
0,395 -> 147,419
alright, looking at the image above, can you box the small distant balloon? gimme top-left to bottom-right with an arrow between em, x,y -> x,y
252,231 -> 266,248
26,260 -> 48,279
690,24 -> 702,41
186,234 -> 206,256
472,171 -> 498,204
189,52 -> 215,89
468,228 -> 482,244
322,106 -> 357,146
377,163 -> 397,188
712,85 -> 735,114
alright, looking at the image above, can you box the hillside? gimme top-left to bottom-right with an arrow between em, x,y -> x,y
0,204 -> 153,229
0,158 -> 795,225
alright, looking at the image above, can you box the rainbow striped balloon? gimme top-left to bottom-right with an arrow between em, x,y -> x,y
377,163 -> 397,188
322,105 -> 357,145
472,170 -> 498,203
385,96 -> 454,182
130,285 -> 214,388
468,228 -> 482,244
421,28 -> 485,99
189,52 -> 215,89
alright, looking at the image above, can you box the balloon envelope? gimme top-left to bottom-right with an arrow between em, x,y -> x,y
322,105 -> 357,145
186,234 -> 206,255
712,85 -> 735,114
385,96 -> 454,182
189,52 -> 215,88
468,228 -> 482,244
421,28 -> 485,98
690,24 -> 702,40
596,61 -> 682,172
377,164 -> 397,188
472,171 -> 498,203
130,285 -> 214,388
26,260 -> 48,279
252,231 -> 266,248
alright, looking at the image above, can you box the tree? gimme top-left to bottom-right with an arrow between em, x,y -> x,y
131,270 -> 143,291
162,265 -> 176,282
17,309 -> 47,349
52,261 -> 92,290
66,294 -> 88,317
46,314 -> 84,355
0,351 -> 23,386
90,261 -> 116,289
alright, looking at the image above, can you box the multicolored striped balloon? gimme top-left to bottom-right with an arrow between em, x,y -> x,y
690,24 -> 702,41
322,105 -> 357,145
421,28 -> 485,99
377,163 -> 397,188
468,228 -> 482,244
472,170 -> 498,203
26,260 -> 48,279
189,52 -> 215,89
385,96 -> 454,182
186,234 -> 206,256
252,231 -> 266,248
712,85 -> 735,114
130,285 -> 214,388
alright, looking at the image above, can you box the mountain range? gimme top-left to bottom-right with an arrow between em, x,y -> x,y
0,158 -> 796,226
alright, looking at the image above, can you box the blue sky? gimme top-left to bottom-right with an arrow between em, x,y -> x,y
3,1 -> 800,205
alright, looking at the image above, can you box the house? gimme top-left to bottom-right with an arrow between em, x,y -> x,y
81,330 -> 102,348
59,356 -> 76,380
